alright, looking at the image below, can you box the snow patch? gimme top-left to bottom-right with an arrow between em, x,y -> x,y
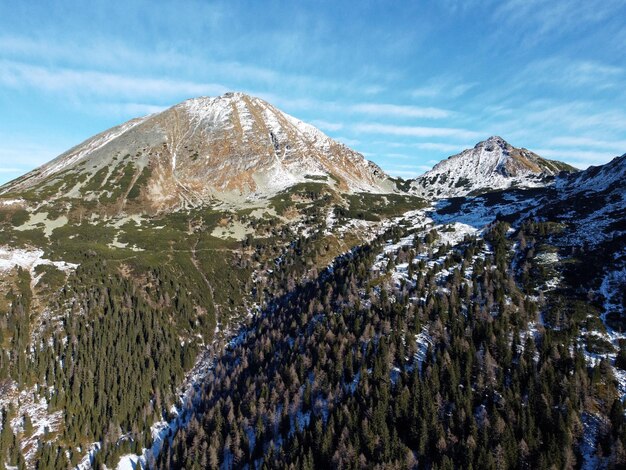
0,247 -> 77,281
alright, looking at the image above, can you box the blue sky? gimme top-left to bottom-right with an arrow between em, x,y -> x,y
1,0 -> 625,184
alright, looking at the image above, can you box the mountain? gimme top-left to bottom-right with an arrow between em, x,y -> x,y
409,136 -> 578,198
559,152 -> 626,195
0,93 -> 425,469
0,96 -> 625,470
155,151 -> 626,470
0,92 -> 392,213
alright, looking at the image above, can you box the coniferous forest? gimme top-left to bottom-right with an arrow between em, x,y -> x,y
1,176 -> 625,469
155,221 -> 626,469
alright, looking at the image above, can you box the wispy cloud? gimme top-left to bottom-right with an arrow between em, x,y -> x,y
523,57 -> 624,91
523,102 -> 626,132
261,94 -> 451,120
362,85 -> 386,95
0,60 -> 228,99
92,102 -> 168,117
411,142 -> 469,153
483,99 -> 626,151
353,123 -> 481,140
311,120 -> 343,132
0,34 -> 383,98
493,0 -> 623,43
533,148 -> 614,168
351,103 -> 450,119
547,136 -> 626,154
411,80 -> 476,99
0,35 -> 183,71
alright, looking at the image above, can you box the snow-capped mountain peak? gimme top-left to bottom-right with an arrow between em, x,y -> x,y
410,136 -> 577,198
0,92 -> 393,212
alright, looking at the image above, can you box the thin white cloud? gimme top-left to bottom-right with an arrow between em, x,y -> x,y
0,35 -> 183,71
411,81 -> 476,99
411,142 -> 468,153
525,104 -> 626,132
362,85 -> 386,95
493,0 -> 623,43
547,136 -> 626,154
0,60 -> 228,99
92,102 -> 168,117
523,57 -> 624,91
488,99 -> 626,139
353,123 -> 481,140
260,94 -> 451,120
533,148 -> 613,168
0,35 -> 384,98
351,103 -> 450,119
310,120 -> 343,131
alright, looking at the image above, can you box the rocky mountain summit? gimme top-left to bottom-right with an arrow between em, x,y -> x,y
410,136 -> 578,198
0,92 -> 392,213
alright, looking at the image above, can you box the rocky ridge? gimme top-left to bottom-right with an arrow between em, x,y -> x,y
410,136 -> 578,198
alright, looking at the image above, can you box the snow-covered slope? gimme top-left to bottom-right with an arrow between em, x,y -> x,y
410,136 -> 577,198
545,152 -> 626,247
557,153 -> 626,195
0,92 -> 393,211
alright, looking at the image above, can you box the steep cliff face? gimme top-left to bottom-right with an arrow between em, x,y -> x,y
1,92 -> 393,212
